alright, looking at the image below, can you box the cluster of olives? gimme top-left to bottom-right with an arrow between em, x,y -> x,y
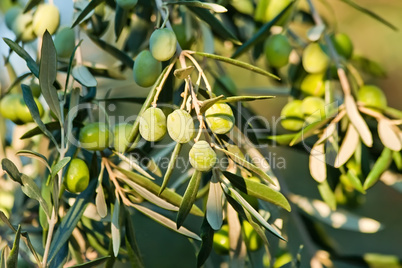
138,103 -> 235,172
133,27 -> 177,87
0,93 -> 44,125
5,4 -> 60,42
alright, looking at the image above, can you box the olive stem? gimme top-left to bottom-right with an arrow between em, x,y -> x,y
151,60 -> 176,107
160,6 -> 170,29
183,51 -> 213,93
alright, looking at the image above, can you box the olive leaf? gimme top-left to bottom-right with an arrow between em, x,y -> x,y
72,65 -> 98,87
199,95 -> 225,113
21,174 -> 51,218
4,72 -> 31,95
346,170 -> 365,194
174,66 -> 195,79
23,0 -> 41,13
266,133 -> 297,145
51,157 -> 71,179
72,0 -> 105,27
67,256 -> 111,268
167,1 -> 227,13
65,40 -> 84,91
16,150 -> 51,172
177,170 -> 202,228
111,198 -> 121,257
96,162 -> 107,218
317,180 -> 336,211
309,143 -> 327,183
334,123 -> 359,168
125,212 -> 144,268
20,121 -> 63,139
6,225 -> 21,268
345,95 -> 373,147
3,38 -> 39,77
197,218 -> 214,268
363,148 -> 393,190
221,95 -> 275,103
206,171 -> 223,230
160,143 -> 182,195
115,5 -> 128,41
1,158 -> 23,185
377,118 -> 402,151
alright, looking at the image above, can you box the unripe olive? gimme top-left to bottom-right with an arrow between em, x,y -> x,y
205,103 -> 235,135
113,123 -> 133,153
16,96 -> 44,123
302,96 -> 325,123
280,100 -> 304,131
149,28 -> 177,61
189,141 -> 217,172
12,12 -> 36,42
133,50 -> 162,87
79,122 -> 111,151
5,6 -> 22,30
139,107 -> 167,142
332,33 -> 353,59
0,94 -> 21,122
213,224 -> 230,255
65,158 -> 90,193
300,73 -> 325,97
172,24 -> 194,50
302,43 -> 330,74
357,85 -> 387,111
265,0 -> 292,25
213,75 -> 237,95
54,27 -> 76,58
167,109 -> 194,143
231,0 -> 254,15
243,221 -> 263,251
116,0 -> 138,10
32,4 -> 60,36
30,82 -> 41,98
264,34 -> 292,68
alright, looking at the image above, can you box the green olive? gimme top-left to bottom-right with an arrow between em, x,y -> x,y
172,24 -> 194,50
32,4 -> 60,36
213,224 -> 230,255
300,73 -> 325,97
54,27 -> 76,58
265,0 -> 292,25
212,75 -> 237,95
30,82 -> 42,98
0,94 -> 21,122
230,0 -> 254,15
16,95 -> 44,123
149,28 -> 177,61
302,43 -> 330,74
133,50 -> 162,87
280,100 -> 304,131
64,158 -> 90,193
167,109 -> 194,143
113,123 -> 133,153
116,0 -> 138,10
357,85 -> 387,111
5,6 -> 22,30
12,11 -> 36,42
331,33 -> 353,59
264,34 -> 292,68
301,96 -> 325,123
79,122 -> 111,151
139,107 -> 167,142
243,221 -> 263,251
205,103 -> 235,135
189,141 -> 217,172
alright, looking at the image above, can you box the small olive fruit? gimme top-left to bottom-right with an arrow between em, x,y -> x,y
265,0 -> 292,25
116,0 -> 138,10
30,82 -> 42,98
300,73 -> 325,97
302,96 -> 325,123
243,221 -> 263,251
213,224 -> 230,255
213,75 -> 237,95
149,28 -> 177,61
332,33 -> 353,59
280,100 -> 304,131
0,94 -> 21,122
302,43 -> 330,74
33,4 -> 60,36
357,85 -> 387,111
113,123 -> 133,153
5,6 -> 22,30
12,11 -> 36,42
133,50 -> 162,87
167,109 -> 194,143
205,103 -> 235,135
79,122 -> 111,151
264,34 -> 292,68
189,141 -> 217,172
54,27 -> 76,58
16,96 -> 44,123
65,158 -> 90,193
172,24 -> 194,50
139,107 -> 167,142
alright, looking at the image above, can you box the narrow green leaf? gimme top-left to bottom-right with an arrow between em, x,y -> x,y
96,163 -> 107,218
20,121 -> 64,139
317,180 -> 336,211
125,211 -> 144,268
72,65 -> 98,87
346,170 -> 365,194
392,151 -> 402,171
0,211 -> 17,232
222,171 -> 290,211
160,143 -> 182,195
132,204 -> 201,241
309,143 -> 327,183
199,95 -> 225,114
1,158 -> 22,185
174,66 -> 195,79
88,34 -> 134,68
47,180 -> 97,263
4,73 -> 31,95
114,166 -> 204,216
214,146 -> 276,185
265,133 -> 297,145
232,1 -> 294,58
39,31 -> 62,122
21,84 -> 58,146
6,225 -> 21,268
289,116 -> 334,146
222,95 -> 275,103
345,95 -> 373,147
65,40 -> 84,90
51,157 -> 71,179
21,174 -> 50,218
197,217 -> 214,268
377,118 -> 402,151
340,0 -> 398,31
114,5 -> 128,41
111,198 -> 121,257
334,124 -> 359,168
66,88 -> 81,144
168,1 -> 227,13
193,51 -> 279,79
68,256 -> 110,268
351,55 -> 387,78
187,7 -> 241,45
206,171 -> 223,230
16,150 -> 51,172
1,246 -> 9,268
363,148 -> 393,190
2,38 -> 39,77
177,170 -> 202,228
23,0 -> 41,13
72,0 -> 105,28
